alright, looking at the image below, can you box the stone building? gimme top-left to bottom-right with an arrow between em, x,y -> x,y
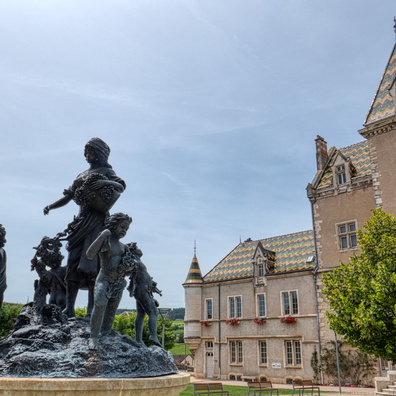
183,231 -> 319,382
183,39 -> 396,383
307,42 -> 396,373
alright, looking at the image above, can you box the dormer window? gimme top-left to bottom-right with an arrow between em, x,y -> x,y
336,165 -> 347,185
257,257 -> 265,277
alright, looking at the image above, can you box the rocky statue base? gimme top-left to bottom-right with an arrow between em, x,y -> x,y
0,305 -> 178,378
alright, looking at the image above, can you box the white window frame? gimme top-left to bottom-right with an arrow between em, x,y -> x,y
228,296 -> 242,318
256,293 -> 266,317
205,298 -> 213,320
336,164 -> 347,185
229,340 -> 243,364
258,340 -> 267,365
284,340 -> 302,366
257,263 -> 265,277
337,221 -> 357,250
281,290 -> 299,316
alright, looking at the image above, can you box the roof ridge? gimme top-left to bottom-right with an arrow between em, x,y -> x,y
339,140 -> 367,151
259,229 -> 313,243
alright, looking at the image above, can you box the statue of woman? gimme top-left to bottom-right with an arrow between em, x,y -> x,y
44,138 -> 126,317
0,224 -> 7,315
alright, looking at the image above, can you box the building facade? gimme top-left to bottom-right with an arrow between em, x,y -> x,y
184,41 -> 396,383
184,231 -> 319,382
307,43 -> 396,363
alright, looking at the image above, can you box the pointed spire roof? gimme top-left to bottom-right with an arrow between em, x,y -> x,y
183,241 -> 203,284
364,43 -> 396,126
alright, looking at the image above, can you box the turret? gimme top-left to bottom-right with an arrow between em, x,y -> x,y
182,242 -> 203,355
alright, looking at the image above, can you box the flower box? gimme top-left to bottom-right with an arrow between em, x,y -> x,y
252,317 -> 266,325
225,318 -> 240,326
280,316 -> 297,324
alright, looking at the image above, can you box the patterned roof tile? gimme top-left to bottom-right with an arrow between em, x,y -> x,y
317,141 -> 371,188
203,230 -> 315,282
365,44 -> 396,125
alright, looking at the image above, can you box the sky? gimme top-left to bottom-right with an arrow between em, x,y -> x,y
0,0 -> 395,310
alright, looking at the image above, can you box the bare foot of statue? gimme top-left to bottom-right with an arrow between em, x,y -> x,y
149,337 -> 162,348
88,337 -> 98,350
62,307 -> 76,318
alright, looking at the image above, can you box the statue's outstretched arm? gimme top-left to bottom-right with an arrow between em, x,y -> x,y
43,195 -> 72,215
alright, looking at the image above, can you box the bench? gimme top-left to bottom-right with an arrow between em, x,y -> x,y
247,381 -> 280,396
292,380 -> 320,396
193,382 -> 230,396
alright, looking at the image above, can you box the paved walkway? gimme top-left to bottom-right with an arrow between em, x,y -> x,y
190,376 -> 375,396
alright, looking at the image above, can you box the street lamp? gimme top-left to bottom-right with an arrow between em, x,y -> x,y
158,308 -> 171,348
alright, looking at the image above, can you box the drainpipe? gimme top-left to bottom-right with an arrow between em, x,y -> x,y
218,283 -> 221,378
310,196 -> 324,384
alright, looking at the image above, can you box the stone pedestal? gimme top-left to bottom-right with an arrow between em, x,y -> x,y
0,372 -> 190,396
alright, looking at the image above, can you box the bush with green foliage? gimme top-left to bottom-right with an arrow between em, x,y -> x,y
112,311 -> 175,350
0,303 -> 23,339
323,208 -> 396,361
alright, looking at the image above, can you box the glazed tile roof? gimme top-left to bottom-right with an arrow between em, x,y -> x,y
365,44 -> 396,125
203,230 -> 315,283
317,141 -> 371,188
184,255 -> 203,284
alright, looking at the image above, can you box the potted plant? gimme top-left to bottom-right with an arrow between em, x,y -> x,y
252,316 -> 266,325
225,318 -> 240,326
280,316 -> 297,324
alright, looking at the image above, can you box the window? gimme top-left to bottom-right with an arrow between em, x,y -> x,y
336,164 -> 347,185
206,341 -> 213,348
228,296 -> 242,318
338,222 -> 357,250
256,294 -> 266,317
259,341 -> 267,365
282,291 -> 298,315
229,340 -> 243,364
285,340 -> 302,366
258,263 -> 264,277
205,299 -> 213,320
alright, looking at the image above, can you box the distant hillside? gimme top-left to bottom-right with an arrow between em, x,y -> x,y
115,307 -> 185,319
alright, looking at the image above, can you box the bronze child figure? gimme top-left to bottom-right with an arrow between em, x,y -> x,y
86,213 -> 134,350
126,242 -> 162,348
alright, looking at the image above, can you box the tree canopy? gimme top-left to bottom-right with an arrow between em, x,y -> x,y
323,208 -> 396,361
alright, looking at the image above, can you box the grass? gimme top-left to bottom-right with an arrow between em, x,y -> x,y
180,383 -> 335,396
170,343 -> 191,355
180,383 -> 303,396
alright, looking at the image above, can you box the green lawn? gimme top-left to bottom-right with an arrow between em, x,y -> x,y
180,383 -> 333,396
180,383 -> 297,395
170,343 -> 191,355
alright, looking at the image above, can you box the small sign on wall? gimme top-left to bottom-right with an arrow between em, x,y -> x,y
272,363 -> 281,369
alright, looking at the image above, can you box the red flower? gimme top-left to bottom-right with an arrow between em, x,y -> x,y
280,316 -> 297,324
226,318 -> 240,326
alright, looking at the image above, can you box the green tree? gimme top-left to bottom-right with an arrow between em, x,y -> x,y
112,312 -> 175,350
323,208 -> 396,361
0,303 -> 23,339
169,308 -> 185,320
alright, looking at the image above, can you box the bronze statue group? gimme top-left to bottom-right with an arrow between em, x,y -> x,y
2,138 -> 162,350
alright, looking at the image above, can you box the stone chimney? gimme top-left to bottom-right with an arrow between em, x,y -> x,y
315,135 -> 328,170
